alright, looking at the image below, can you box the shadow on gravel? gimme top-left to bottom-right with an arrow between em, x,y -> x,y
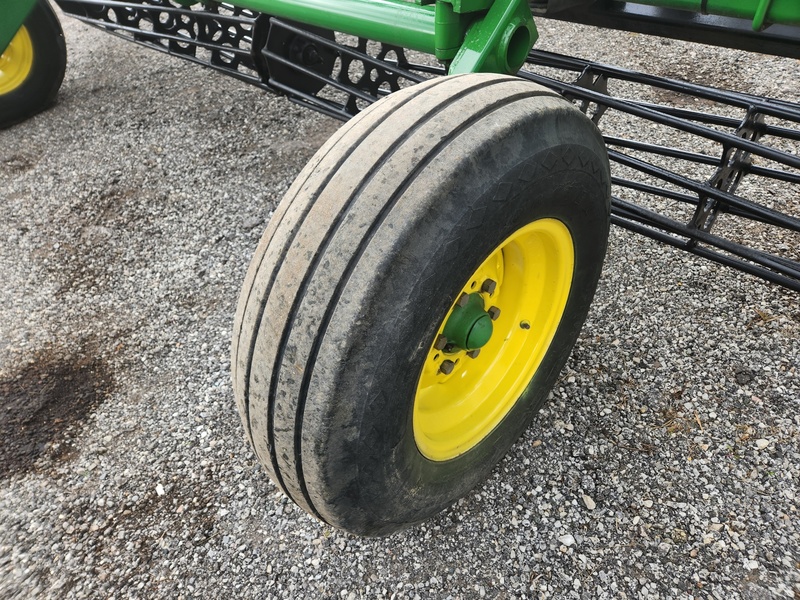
0,345 -> 114,479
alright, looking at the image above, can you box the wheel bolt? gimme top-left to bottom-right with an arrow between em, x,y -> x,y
439,360 -> 455,375
467,349 -> 480,359
457,293 -> 469,307
481,279 -> 497,295
434,335 -> 448,350
487,306 -> 501,321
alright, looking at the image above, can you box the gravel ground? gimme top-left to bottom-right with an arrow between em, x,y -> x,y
1,7 -> 799,599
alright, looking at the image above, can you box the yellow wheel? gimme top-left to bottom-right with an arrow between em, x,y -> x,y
0,1 -> 66,128
0,27 -> 34,96
414,218 -> 574,461
232,73 -> 610,536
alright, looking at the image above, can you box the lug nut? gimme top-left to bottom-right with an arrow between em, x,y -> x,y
457,293 -> 469,307
487,306 -> 501,321
481,279 -> 497,295
467,349 -> 480,359
433,335 -> 448,350
439,360 -> 455,375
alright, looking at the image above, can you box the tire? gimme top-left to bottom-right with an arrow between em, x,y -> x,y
0,0 -> 67,129
232,73 -> 611,536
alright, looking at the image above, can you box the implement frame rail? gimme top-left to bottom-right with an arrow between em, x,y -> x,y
55,0 -> 800,291
548,1 -> 800,60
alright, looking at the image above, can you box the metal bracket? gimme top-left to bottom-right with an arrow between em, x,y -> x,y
690,110 -> 766,234
567,68 -> 609,124
446,0 -> 537,74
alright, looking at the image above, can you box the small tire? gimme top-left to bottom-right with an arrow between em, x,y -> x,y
232,73 -> 611,536
0,0 -> 67,129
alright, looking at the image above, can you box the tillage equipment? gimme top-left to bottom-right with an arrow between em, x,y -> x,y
2,0 -> 798,534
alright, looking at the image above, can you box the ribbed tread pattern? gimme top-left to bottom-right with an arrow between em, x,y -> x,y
232,74 -> 567,521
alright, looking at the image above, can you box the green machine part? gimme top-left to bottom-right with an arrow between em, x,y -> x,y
0,0 -> 38,56
233,0 -> 538,73
206,0 -> 800,72
0,0 -> 537,75
630,0 -> 800,30
5,0 -> 800,74
235,0 -> 437,53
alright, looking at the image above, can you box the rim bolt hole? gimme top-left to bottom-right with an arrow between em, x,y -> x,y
520,320 -> 531,330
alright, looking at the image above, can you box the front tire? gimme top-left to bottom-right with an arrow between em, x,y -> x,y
232,73 -> 611,536
0,0 -> 67,128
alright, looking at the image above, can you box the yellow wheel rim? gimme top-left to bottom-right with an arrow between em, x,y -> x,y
413,218 -> 574,461
0,26 -> 34,96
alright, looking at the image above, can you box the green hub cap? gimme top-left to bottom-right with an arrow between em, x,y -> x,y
442,293 -> 493,351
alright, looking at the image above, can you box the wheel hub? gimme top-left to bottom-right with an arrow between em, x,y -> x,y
442,293 -> 494,351
413,218 -> 575,461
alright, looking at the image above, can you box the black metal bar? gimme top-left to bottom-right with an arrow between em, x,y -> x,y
518,70 -> 800,169
611,175 -> 798,229
606,137 -> 800,187
53,0 -> 800,291
611,198 -> 800,282
611,214 -> 800,291
59,0 -> 256,23
605,136 -> 720,167
65,14 -> 265,88
67,14 -> 253,56
270,78 -> 353,120
628,101 -> 800,142
608,149 -> 800,232
526,49 -> 800,120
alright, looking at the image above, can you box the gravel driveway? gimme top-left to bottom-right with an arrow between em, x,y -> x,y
1,7 -> 798,599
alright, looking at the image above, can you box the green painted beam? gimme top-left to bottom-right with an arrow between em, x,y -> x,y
1,0 -> 38,55
629,0 -> 800,29
235,0 -> 536,73
233,0 -> 437,53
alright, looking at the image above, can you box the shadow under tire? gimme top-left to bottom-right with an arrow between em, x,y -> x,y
232,73 -> 611,536
0,0 -> 67,129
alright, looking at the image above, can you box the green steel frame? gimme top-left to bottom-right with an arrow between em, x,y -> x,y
196,0 -> 540,74
3,0 -> 800,71
632,0 -> 800,31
